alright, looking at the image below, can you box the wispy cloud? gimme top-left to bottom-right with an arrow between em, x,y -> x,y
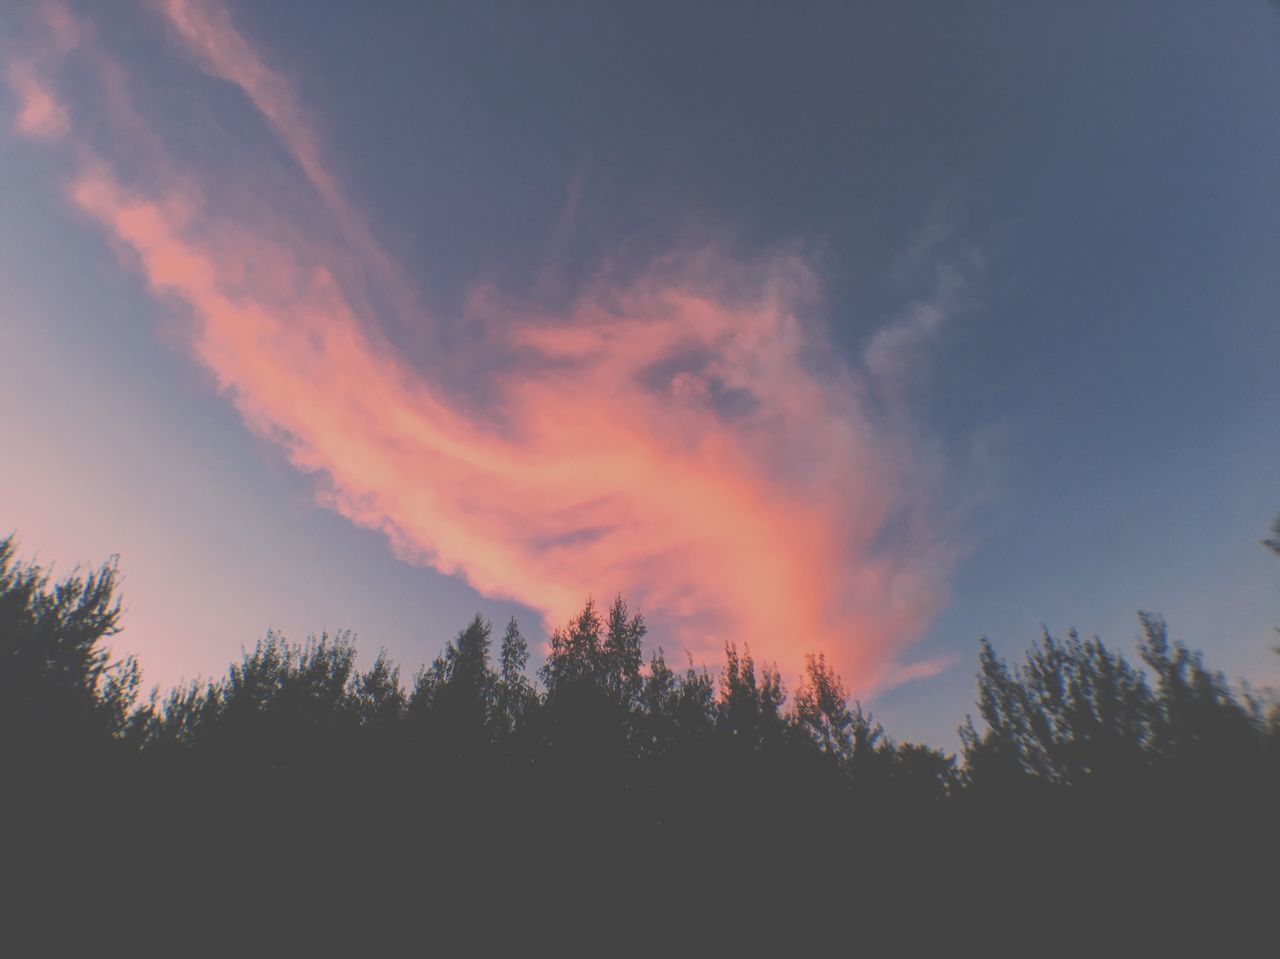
7,0 -> 967,693
6,59 -> 66,140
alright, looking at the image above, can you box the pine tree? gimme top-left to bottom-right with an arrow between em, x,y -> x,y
540,597 -> 603,695
496,617 -> 535,738
603,595 -> 645,709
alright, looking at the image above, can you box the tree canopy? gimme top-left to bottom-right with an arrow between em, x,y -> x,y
2,522 -> 1277,953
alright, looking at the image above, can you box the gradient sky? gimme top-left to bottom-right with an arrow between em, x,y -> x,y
2,0 -> 1277,749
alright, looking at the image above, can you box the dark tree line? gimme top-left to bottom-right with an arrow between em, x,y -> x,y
2,525 -> 1278,952
4,531 -> 1274,803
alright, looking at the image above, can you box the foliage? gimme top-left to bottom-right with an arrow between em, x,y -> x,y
2,526 -> 1276,822
0,535 -> 140,771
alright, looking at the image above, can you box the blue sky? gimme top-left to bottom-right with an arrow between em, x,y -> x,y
2,0 -> 1277,748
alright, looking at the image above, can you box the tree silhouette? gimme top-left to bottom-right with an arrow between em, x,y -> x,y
495,617 -> 535,742
1138,611 -> 1266,784
352,648 -> 407,728
0,535 -> 140,774
959,628 -> 1160,794
885,741 -> 958,802
350,647 -> 407,773
795,652 -> 855,759
179,630 -> 361,775
407,614 -> 501,779
959,614 -> 1271,800
3,527 -> 1277,954
602,594 -> 645,710
539,596 -> 604,694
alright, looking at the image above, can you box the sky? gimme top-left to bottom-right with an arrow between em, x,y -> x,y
2,0 -> 1277,749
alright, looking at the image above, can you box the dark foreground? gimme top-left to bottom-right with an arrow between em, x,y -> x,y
3,533 -> 1278,953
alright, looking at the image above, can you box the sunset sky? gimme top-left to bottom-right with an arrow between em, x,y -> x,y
2,0 -> 1277,748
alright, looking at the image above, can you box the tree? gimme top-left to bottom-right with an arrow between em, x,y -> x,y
960,628 -> 1156,792
714,643 -> 787,802
961,615 -> 1269,796
539,597 -> 604,696
143,677 -> 218,762
602,595 -> 645,710
791,653 -> 908,803
794,652 -> 855,759
641,650 -> 715,762
885,742 -> 958,803
352,649 -> 407,729
0,535 -> 141,773
348,648 -> 407,772
1137,612 -> 1264,780
192,630 -> 359,775
408,615 -> 499,766
495,617 -> 536,741
534,599 -> 636,793
717,642 -> 786,748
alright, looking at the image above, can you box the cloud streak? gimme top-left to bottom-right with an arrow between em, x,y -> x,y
6,59 -> 66,140
7,0 -> 961,693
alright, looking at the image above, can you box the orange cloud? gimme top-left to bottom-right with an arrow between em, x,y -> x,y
8,0 -> 959,693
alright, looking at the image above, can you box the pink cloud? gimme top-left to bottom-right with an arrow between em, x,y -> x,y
153,0 -> 421,330
6,59 -> 67,140
7,0 -> 961,694
882,653 -> 963,688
